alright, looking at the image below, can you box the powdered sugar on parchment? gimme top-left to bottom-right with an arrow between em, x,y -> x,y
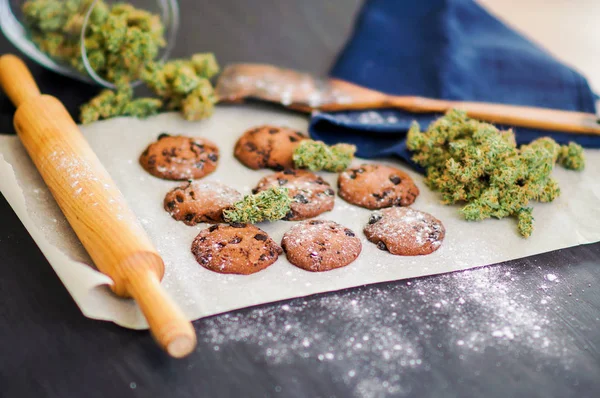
2,107 -> 599,332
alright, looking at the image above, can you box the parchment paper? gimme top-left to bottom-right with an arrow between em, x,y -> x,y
1,104 -> 599,329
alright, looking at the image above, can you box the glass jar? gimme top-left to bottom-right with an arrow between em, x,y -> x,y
0,0 -> 179,88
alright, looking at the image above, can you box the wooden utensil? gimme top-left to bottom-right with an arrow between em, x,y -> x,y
0,54 -> 196,358
216,63 -> 600,136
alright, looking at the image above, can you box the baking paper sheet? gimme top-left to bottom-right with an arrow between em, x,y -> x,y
1,105 -> 599,329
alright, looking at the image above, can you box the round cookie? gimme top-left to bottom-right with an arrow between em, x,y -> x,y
234,125 -> 309,170
338,164 -> 419,209
191,223 -> 282,275
252,169 -> 335,221
282,220 -> 362,272
363,207 -> 445,256
164,181 -> 242,225
140,133 -> 219,180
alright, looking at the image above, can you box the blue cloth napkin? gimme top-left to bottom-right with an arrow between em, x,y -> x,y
309,0 -> 598,169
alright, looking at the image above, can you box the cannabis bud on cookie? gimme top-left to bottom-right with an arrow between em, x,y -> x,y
253,169 -> 335,221
223,187 -> 292,224
293,141 -> 356,172
234,124 -> 356,172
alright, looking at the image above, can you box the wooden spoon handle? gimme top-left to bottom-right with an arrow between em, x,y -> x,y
0,54 -> 196,358
322,78 -> 600,135
388,96 -> 600,135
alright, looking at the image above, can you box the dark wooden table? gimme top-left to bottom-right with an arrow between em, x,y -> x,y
1,1 -> 599,397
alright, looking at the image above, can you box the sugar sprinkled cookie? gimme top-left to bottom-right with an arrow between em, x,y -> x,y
282,220 -> 361,272
140,133 -> 219,180
191,223 -> 282,275
234,125 -> 309,170
164,181 -> 242,225
252,169 -> 335,221
363,207 -> 445,255
337,164 -> 419,209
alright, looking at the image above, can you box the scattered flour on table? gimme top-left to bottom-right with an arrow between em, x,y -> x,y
198,265 -> 580,398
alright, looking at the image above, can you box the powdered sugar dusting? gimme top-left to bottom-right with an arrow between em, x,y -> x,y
334,110 -> 403,126
47,150 -> 98,200
364,207 -> 444,255
216,66 -> 355,107
199,263 -> 588,397
190,181 -> 241,203
338,164 -> 418,209
141,135 -> 218,180
165,180 -> 241,220
45,149 -> 141,227
282,220 -> 361,271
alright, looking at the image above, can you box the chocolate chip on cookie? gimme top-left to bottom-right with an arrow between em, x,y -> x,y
337,164 -> 419,209
282,220 -> 361,272
363,207 -> 445,255
140,134 -> 219,180
164,181 -> 242,225
252,169 -> 335,221
191,224 -> 282,275
234,125 -> 308,170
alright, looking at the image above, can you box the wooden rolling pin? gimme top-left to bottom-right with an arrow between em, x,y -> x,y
0,54 -> 196,358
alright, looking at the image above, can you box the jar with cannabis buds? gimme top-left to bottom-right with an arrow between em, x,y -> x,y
0,0 -> 179,88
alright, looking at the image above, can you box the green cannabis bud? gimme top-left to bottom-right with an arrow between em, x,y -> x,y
22,1 -> 220,123
406,109 -> 585,238
191,53 -> 220,79
23,0 -> 164,83
293,140 -> 356,172
79,85 -> 161,124
223,187 -> 291,224
517,207 -> 534,238
140,54 -> 219,121
557,142 -> 585,171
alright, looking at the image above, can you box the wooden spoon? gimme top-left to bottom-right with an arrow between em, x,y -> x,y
216,63 -> 600,136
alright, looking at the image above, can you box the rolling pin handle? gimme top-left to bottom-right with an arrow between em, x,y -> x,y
0,54 -> 197,358
0,54 -> 42,107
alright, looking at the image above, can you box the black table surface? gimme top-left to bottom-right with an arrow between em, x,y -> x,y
1,1 -> 599,397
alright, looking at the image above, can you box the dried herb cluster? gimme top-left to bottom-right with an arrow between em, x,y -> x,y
22,0 -> 219,123
407,110 -> 585,237
223,187 -> 291,224
140,54 -> 219,121
23,0 -> 164,83
79,82 -> 163,123
293,140 -> 356,172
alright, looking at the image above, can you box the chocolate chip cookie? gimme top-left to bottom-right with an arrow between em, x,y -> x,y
252,169 -> 335,221
234,125 -> 308,170
363,207 -> 445,255
338,164 -> 419,209
191,223 -> 282,275
140,133 -> 219,180
282,220 -> 362,272
164,181 -> 242,225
